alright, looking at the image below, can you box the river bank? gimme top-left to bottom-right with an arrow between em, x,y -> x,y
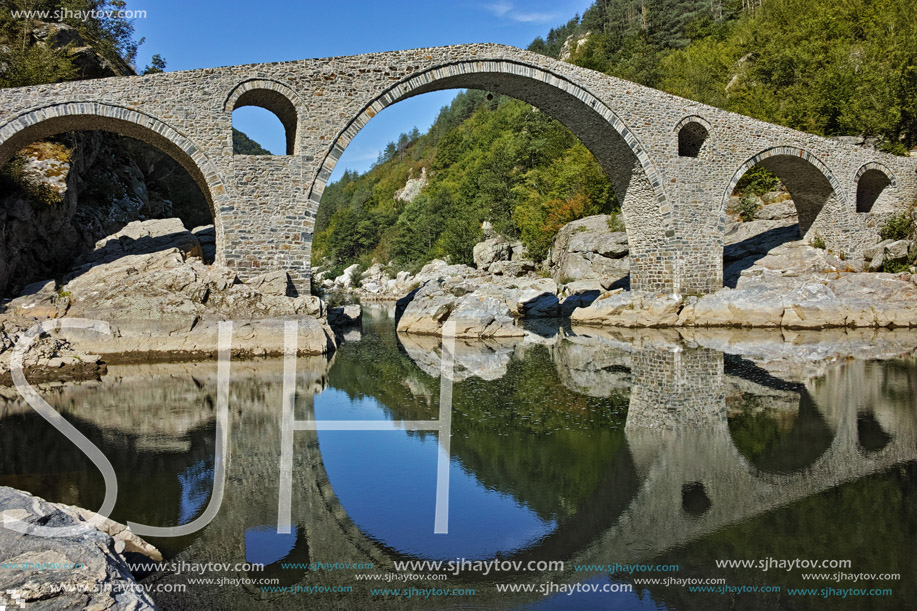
322,203 -> 917,338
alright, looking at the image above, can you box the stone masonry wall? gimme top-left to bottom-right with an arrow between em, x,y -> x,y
1,43 -> 915,295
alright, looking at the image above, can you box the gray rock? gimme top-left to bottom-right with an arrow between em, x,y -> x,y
549,215 -> 629,284
83,218 -> 203,265
0,220 -> 336,358
509,241 -> 528,261
570,291 -> 682,327
489,259 -> 536,277
472,237 -> 512,270
329,304 -> 362,327
863,239 -> 895,261
396,267 -> 523,338
393,167 -> 427,203
334,263 -> 361,288
868,250 -> 886,272
514,282 -> 561,318
0,486 -> 157,610
885,239 -> 910,261
5,279 -> 59,318
245,270 -> 291,296
755,200 -> 797,221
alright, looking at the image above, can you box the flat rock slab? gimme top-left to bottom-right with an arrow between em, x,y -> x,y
0,486 -> 157,610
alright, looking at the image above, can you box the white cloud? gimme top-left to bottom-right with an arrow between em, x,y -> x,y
482,1 -> 514,17
479,2 -> 558,24
509,11 -> 558,23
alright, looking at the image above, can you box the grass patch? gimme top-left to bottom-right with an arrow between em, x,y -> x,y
606,213 -> 625,232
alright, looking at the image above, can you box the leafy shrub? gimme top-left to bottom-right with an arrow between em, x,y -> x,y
810,234 -> 826,250
606,213 -> 625,232
736,195 -> 760,222
735,166 -> 781,196
881,259 -> 911,273
879,213 -> 913,241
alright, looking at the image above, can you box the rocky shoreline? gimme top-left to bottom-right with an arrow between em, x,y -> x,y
0,219 -> 340,386
0,486 -> 161,610
319,197 -> 917,338
3,191 -> 917,384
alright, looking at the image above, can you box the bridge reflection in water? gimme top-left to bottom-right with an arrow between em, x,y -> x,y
0,308 -> 915,610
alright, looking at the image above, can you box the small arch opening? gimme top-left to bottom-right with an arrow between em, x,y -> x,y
682,482 -> 711,516
231,88 -> 298,155
856,168 -> 892,213
856,412 -> 892,453
677,121 -> 708,157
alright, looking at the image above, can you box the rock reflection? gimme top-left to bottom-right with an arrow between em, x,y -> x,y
1,316 -> 915,610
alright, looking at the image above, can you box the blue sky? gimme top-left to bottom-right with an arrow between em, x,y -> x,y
131,0 -> 593,175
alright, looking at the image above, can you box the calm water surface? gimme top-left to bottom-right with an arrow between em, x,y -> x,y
1,307 -> 915,610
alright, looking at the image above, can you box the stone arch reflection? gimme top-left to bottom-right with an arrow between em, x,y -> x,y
727,390 -> 836,475
309,325 -> 642,570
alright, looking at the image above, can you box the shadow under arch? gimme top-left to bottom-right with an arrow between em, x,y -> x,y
0,101 -> 229,264
727,389 -> 836,476
307,58 -> 673,293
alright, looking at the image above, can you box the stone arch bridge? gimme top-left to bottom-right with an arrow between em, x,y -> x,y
2,43 -> 915,295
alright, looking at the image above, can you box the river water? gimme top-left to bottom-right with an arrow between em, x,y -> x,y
1,306 -> 915,610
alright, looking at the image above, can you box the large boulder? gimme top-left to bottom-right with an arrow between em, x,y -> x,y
570,290 -> 682,327
6,219 -> 336,358
334,263 -> 361,289
244,270 -> 292,297
0,486 -> 157,610
473,236 -> 513,270
395,264 -> 526,338
549,215 -> 629,286
75,218 -> 202,267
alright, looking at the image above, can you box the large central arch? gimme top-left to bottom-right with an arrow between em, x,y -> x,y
0,101 -> 229,264
307,59 -> 675,293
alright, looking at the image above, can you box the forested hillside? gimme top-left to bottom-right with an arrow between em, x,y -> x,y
542,0 -> 917,154
315,0 -> 917,276
313,91 -> 617,273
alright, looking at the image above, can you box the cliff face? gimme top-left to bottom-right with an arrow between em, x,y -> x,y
0,131 -> 212,296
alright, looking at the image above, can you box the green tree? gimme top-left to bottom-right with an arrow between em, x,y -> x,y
142,53 -> 166,75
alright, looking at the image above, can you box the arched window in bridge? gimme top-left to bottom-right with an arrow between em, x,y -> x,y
856,168 -> 892,213
677,121 -> 709,158
230,87 -> 298,156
